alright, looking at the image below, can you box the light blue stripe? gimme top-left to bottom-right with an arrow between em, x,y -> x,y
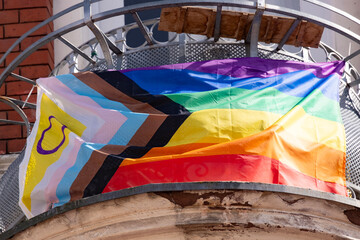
108,112 -> 147,145
53,111 -> 147,207
56,74 -> 131,111
54,142 -> 105,207
53,75 -> 149,207
56,74 -> 149,144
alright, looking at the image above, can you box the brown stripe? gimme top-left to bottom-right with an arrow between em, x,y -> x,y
73,72 -> 162,114
127,114 -> 167,146
69,145 -> 126,201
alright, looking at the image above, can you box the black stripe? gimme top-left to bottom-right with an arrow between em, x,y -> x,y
146,114 -> 190,147
82,112 -> 190,197
83,146 -> 152,198
95,71 -> 189,114
83,70 -> 192,197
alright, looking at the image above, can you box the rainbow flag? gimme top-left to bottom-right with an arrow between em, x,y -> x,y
19,58 -> 346,218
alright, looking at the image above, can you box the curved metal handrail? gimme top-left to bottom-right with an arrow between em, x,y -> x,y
1,0 -> 360,87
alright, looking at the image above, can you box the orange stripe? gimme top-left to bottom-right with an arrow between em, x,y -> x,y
121,125 -> 345,185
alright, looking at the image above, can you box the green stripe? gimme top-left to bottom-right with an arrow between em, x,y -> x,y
166,87 -> 341,123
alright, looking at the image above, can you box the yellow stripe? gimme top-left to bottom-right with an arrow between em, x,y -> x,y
22,94 -> 86,211
275,106 -> 345,152
166,109 -> 281,146
166,108 -> 345,152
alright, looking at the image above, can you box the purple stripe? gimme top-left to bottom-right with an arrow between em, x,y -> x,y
120,57 -> 345,79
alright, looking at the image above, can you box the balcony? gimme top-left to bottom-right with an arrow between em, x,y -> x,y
0,0 -> 359,239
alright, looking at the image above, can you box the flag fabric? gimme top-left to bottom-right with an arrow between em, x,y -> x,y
19,58 -> 346,218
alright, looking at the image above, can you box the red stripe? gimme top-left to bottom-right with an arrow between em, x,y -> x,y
103,154 -> 347,196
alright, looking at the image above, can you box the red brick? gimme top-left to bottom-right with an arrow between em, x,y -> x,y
0,26 -> 3,38
4,52 -> 17,66
0,54 -> 4,67
0,102 -> 12,111
0,141 -> 6,154
20,36 -> 54,58
4,0 -> 52,13
4,51 -> 18,66
8,108 -> 36,122
6,81 -> 36,96
0,85 -> 5,95
7,50 -> 52,67
20,8 -> 50,23
4,22 -> 51,38
0,0 -> 3,10
21,65 -> 51,79
0,38 -> 19,53
22,124 -> 34,137
20,93 -> 37,104
0,10 -> 18,24
0,125 -> 21,139
0,111 -> 6,125
0,95 -> 21,111
22,125 -> 26,137
8,138 -> 26,153
20,92 -> 37,100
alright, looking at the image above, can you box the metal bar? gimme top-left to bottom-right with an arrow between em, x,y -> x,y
213,5 -> 222,42
9,73 -> 36,85
245,8 -> 264,57
93,0 -> 257,23
348,78 -> 360,87
22,85 -> 35,108
245,25 -> 253,44
3,0 -> 360,87
347,182 -> 360,196
304,0 -> 360,25
131,11 -> 154,45
178,33 -> 186,63
0,97 -> 31,136
58,36 -> 96,65
115,28 -> 125,69
7,97 -> 36,109
104,35 -> 123,55
344,49 -> 360,62
84,0 -> 114,69
0,119 -> 28,126
276,18 -> 301,51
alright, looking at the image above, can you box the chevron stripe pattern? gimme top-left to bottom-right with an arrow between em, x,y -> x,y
19,58 -> 346,218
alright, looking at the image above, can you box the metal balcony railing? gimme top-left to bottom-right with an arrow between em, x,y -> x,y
0,0 -> 360,238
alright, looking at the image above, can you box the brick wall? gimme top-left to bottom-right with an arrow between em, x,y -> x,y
0,0 -> 53,154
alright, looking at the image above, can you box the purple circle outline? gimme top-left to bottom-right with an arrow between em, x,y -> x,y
37,115 -> 67,155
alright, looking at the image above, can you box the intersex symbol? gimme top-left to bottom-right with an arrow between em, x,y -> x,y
37,115 -> 67,155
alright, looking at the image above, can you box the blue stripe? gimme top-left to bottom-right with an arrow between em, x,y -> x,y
54,142 -> 105,207
122,69 -> 339,101
53,75 -> 149,207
